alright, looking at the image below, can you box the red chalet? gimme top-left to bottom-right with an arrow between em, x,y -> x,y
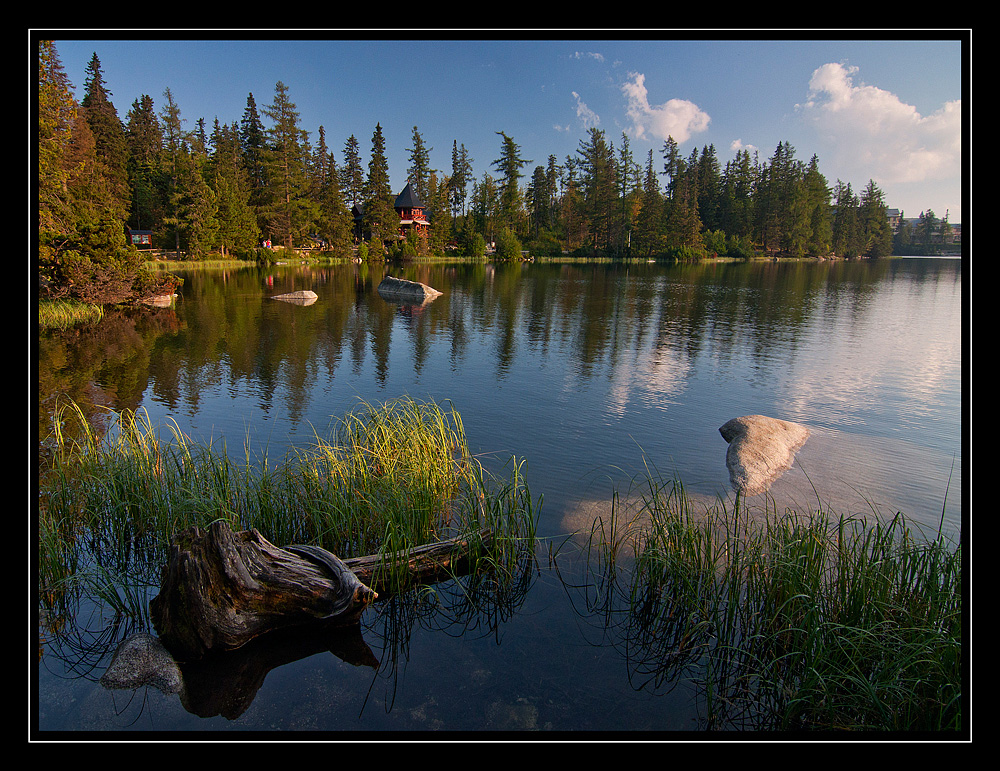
394,181 -> 429,239
352,181 -> 430,243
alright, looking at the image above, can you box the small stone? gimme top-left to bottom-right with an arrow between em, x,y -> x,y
100,632 -> 183,694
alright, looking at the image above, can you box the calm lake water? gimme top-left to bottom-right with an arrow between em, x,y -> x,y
35,256 -> 964,734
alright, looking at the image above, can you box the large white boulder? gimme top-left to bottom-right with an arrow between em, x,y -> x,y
719,415 -> 811,496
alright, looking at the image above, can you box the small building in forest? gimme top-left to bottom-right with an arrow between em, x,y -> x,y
125,227 -> 154,249
394,181 -> 429,239
352,182 -> 430,243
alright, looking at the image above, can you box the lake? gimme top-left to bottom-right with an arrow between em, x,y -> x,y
35,256 -> 964,734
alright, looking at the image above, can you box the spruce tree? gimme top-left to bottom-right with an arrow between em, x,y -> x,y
313,126 -> 352,254
858,180 -> 892,258
407,126 -> 434,205
210,120 -> 259,256
261,81 -> 316,250
363,123 -> 396,251
635,149 -> 663,257
159,87 -> 188,255
492,131 -> 531,235
449,140 -> 474,218
576,128 -> 616,252
125,94 -> 166,234
38,39 -> 77,238
341,134 -> 364,210
81,53 -> 130,222
239,93 -> 269,233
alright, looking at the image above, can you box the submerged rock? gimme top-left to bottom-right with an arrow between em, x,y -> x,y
719,415 -> 810,496
100,631 -> 183,694
377,276 -> 442,303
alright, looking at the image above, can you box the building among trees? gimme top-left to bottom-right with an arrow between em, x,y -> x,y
352,181 -> 429,244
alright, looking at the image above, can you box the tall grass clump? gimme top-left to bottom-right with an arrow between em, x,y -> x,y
38,299 -> 104,330
38,398 -> 539,623
588,474 -> 963,732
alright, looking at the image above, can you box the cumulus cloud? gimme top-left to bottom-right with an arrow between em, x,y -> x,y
572,51 -> 605,62
730,138 -> 759,156
799,62 -> 961,186
621,71 -> 710,144
572,91 -> 601,129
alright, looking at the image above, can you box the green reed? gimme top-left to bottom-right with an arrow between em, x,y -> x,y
589,476 -> 963,732
38,398 -> 538,613
37,299 -> 105,330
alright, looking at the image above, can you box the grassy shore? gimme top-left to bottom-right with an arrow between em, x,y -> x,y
36,398 -> 961,732
38,398 -> 539,618
584,473 -> 963,732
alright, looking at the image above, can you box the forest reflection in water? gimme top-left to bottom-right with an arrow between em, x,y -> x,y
36,256 -> 964,732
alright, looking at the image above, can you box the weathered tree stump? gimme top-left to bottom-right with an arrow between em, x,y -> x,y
150,520 -> 494,661
150,521 -> 377,660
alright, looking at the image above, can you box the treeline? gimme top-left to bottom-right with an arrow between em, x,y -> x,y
38,41 -> 912,303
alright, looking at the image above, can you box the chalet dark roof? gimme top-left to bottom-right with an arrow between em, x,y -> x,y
394,181 -> 423,209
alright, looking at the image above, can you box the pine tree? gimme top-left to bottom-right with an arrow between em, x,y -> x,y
261,81 -> 316,250
341,134 -> 364,210
661,136 -> 683,199
363,123 -> 396,250
38,39 -> 77,238
576,128 -> 616,252
81,53 -> 130,221
559,155 -> 587,251
470,172 -> 500,245
407,126 -> 434,205
449,140 -> 474,218
159,87 -> 188,255
831,181 -> 862,258
312,126 -> 352,254
634,149 -> 663,257
617,133 -> 642,254
803,154 -> 832,256
209,120 -> 259,256
239,93 -> 268,232
858,180 -> 892,258
425,171 -> 451,256
125,94 -> 166,234
492,131 -> 530,235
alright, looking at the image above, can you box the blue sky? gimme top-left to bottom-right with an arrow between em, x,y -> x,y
47,34 -> 967,224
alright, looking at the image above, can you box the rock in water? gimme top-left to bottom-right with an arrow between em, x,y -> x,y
719,415 -> 810,496
271,290 -> 318,305
100,632 -> 183,694
377,276 -> 442,303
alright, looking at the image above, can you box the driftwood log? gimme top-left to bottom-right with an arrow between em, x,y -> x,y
150,520 -> 492,661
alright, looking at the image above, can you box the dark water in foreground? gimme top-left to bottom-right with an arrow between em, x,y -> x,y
35,257 -> 964,734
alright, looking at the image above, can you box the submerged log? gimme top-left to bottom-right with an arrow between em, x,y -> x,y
150,520 -> 493,660
342,529 -> 493,592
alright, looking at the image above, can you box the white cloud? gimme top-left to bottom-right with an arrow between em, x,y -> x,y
730,138 -> 758,156
572,91 -> 601,129
572,51 -> 605,62
799,62 -> 961,186
621,71 -> 710,144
